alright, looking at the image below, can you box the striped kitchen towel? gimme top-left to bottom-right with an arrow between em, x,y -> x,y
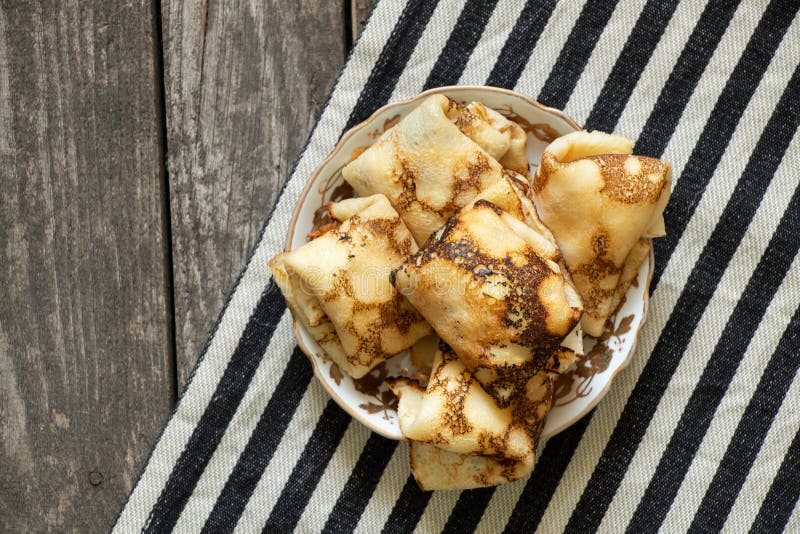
114,0 -> 800,532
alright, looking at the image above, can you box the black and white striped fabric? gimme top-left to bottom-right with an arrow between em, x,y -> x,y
114,1 -> 800,531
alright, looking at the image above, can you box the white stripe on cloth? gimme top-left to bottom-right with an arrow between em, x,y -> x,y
659,248 -> 800,533
474,445 -> 544,533
457,0 -> 527,85
171,311 -> 295,532
388,0 -> 464,100
512,0 -> 589,98
780,491 -> 800,534
297,423 -> 371,533
613,0 -> 710,139
411,489 -> 462,533
112,1 -> 406,530
245,3 -> 473,531
730,369 -> 800,533
562,0 -> 648,125
531,8 -> 787,532
352,442 -> 409,534
658,0 -> 764,177
595,24 -> 800,530
232,380 -> 331,534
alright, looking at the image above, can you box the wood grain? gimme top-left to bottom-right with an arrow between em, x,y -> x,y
162,0 -> 347,388
0,1 -> 174,532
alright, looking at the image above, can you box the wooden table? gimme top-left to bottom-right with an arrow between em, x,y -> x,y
0,2 -> 373,531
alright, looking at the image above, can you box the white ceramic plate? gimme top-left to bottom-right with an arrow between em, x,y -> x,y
284,86 -> 652,440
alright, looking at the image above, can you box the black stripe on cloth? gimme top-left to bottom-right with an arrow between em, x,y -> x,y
142,282 -> 287,533
750,425 -> 800,533
688,306 -> 800,533
114,3 -> 388,527
188,3 -> 445,530
493,2 -> 752,523
441,488 -> 495,534
626,66 -> 800,532
460,1 -> 684,528
485,0 -> 557,88
344,0 -> 440,131
381,475 -> 433,534
198,347 -> 313,534
503,415 -> 593,533
422,0 -> 499,90
263,401 -> 352,532
650,0 -> 799,290
634,0 -> 741,157
321,434 -> 399,534
564,35 -> 800,534
536,0 -> 620,110
318,4 -> 503,523
583,0 -> 681,132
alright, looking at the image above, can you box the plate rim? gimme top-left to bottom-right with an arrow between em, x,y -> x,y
281,85 -> 652,441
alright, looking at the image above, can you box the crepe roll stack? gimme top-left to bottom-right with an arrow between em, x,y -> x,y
271,94 -> 672,491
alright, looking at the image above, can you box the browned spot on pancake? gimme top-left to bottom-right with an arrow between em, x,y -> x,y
571,232 -> 622,315
531,153 -> 556,194
587,153 -> 667,204
316,213 -> 428,368
428,350 -> 474,436
473,198 -> 503,215
409,202 -> 580,386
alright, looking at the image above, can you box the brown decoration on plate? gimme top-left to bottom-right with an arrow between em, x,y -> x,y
310,171 -> 355,237
496,105 -> 560,143
368,114 -> 402,139
553,313 -> 635,406
359,390 -> 400,421
329,362 -> 344,386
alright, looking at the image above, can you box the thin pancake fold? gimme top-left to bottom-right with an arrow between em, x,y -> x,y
393,191 -> 583,404
341,94 -> 528,244
531,130 -> 670,336
388,342 -> 553,490
270,194 -> 432,378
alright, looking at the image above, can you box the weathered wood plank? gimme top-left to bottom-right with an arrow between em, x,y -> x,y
162,0 -> 347,387
0,1 -> 174,532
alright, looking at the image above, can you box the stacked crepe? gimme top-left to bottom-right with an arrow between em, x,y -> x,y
270,94 -> 671,491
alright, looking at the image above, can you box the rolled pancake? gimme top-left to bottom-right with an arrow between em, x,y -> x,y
269,195 -> 432,378
342,94 -> 518,244
389,343 -> 553,490
469,174 -> 584,370
393,197 -> 582,403
531,131 -> 670,336
453,101 -> 529,176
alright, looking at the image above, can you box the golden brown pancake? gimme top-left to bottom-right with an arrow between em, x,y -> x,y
389,342 -> 553,490
393,195 -> 582,403
531,131 -> 670,336
342,94 -> 527,245
270,194 -> 432,378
